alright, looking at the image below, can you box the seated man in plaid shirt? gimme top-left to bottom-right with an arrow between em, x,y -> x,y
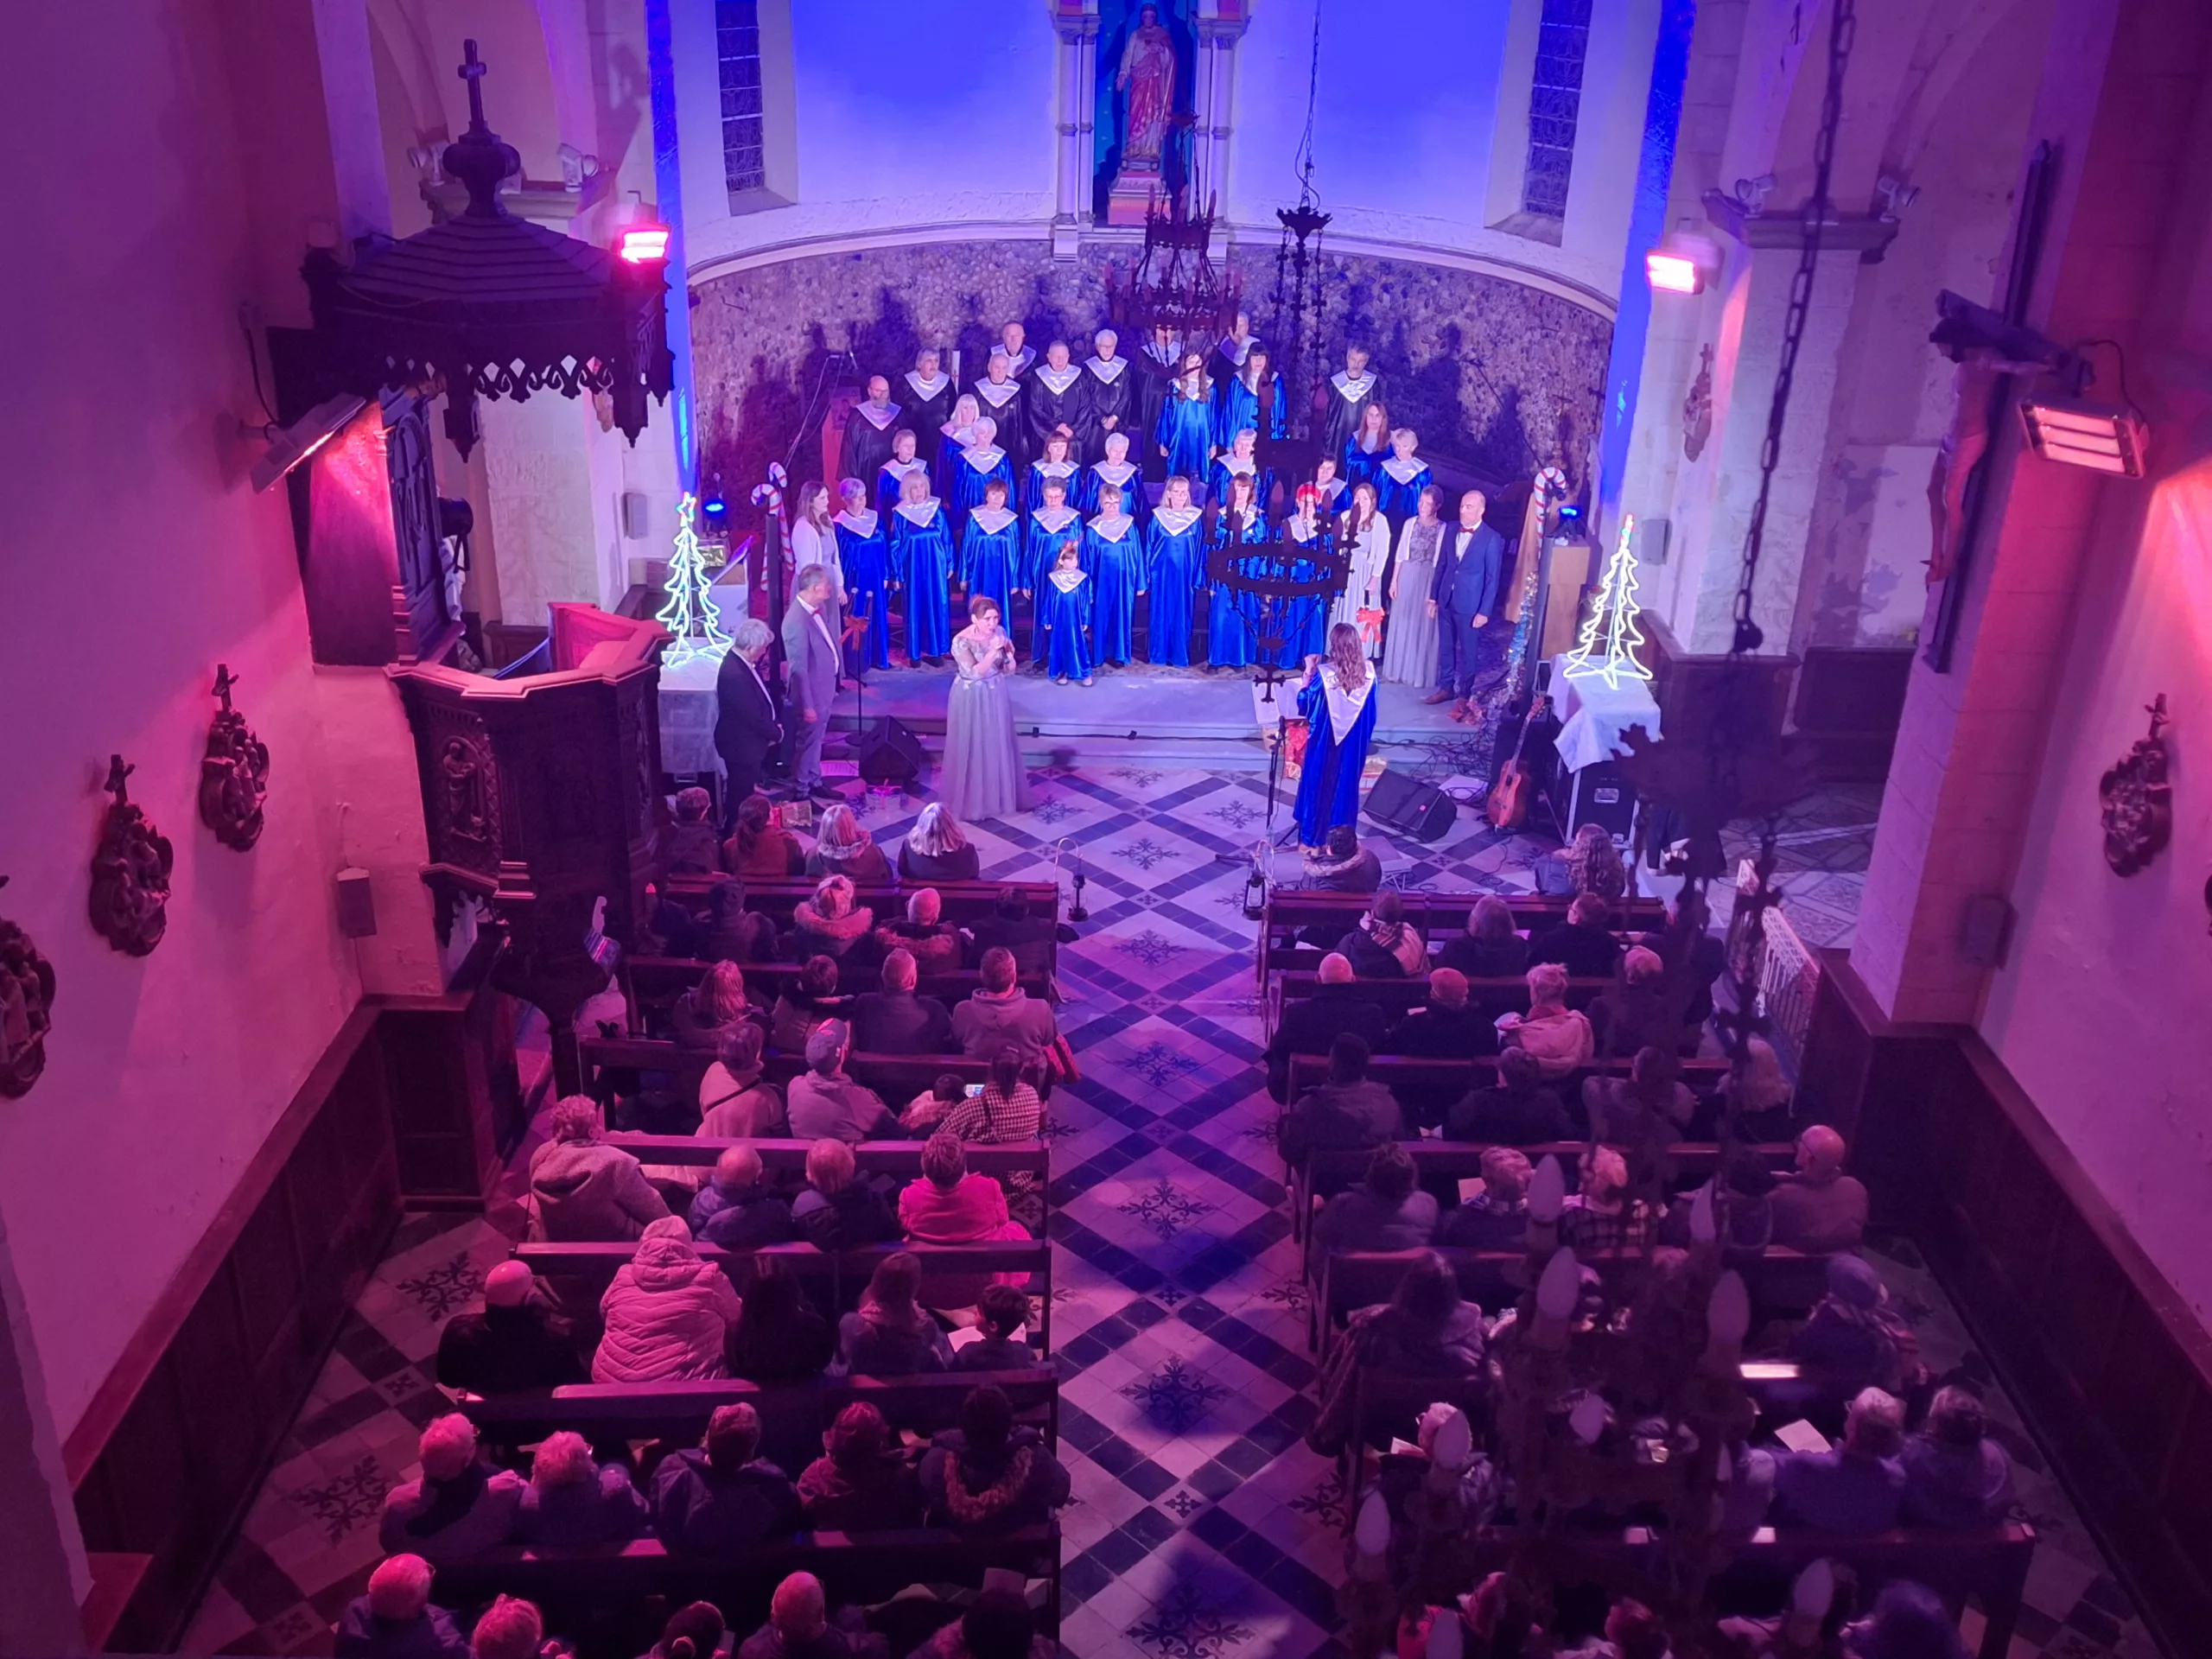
1558,1144 -> 1654,1255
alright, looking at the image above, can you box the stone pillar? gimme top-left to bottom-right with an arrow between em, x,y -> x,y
1050,2 -> 1100,257
1192,5 -> 1250,210
0,1210 -> 89,1658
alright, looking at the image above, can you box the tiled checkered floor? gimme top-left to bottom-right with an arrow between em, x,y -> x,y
177,765 -> 2158,1659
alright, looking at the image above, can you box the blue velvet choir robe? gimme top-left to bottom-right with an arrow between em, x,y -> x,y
1205,508 -> 1269,669
961,505 -> 1022,614
1023,504 -> 1083,653
970,377 -> 1028,476
933,419 -> 980,500
1376,454 -> 1435,522
1294,663 -> 1379,848
1215,368 -> 1288,453
1027,458 -> 1081,513
889,499 -> 955,660
1319,367 -> 1384,467
1083,512 -> 1145,666
950,445 -> 1014,543
875,457 -> 928,525
832,509 -> 891,673
1283,518 -> 1332,663
1078,458 -> 1148,527
1155,382 -> 1215,488
1036,567 -> 1095,683
1144,505 -> 1206,667
1343,432 -> 1391,494
1208,454 -> 1274,519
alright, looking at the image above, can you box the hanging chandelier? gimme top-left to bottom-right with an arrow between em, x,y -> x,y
1104,193 -> 1242,347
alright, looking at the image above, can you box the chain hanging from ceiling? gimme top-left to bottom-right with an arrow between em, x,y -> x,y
1268,0 -> 1332,439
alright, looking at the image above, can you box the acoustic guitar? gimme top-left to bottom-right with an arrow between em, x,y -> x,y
1485,691 -> 1549,830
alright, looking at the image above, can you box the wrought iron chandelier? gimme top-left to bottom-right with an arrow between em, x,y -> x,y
1104,193 -> 1242,348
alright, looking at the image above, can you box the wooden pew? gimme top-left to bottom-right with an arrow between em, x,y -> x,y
625,957 -> 1048,1019
664,877 -> 1058,925
1273,969 -> 1618,1022
602,1135 -> 1052,1231
1282,1052 -> 1732,1114
581,1038 -> 989,1103
1258,891 -> 1665,982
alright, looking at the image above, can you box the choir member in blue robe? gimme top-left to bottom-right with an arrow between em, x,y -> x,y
833,479 -> 893,676
889,471 -> 956,664
874,429 -> 929,524
950,418 -> 1016,544
1375,428 -> 1435,526
971,352 -> 1029,479
1026,341 -> 1089,463
1203,471 -> 1268,671
1155,355 -> 1215,491
1342,400 -> 1393,495
1027,431 -> 1082,513
1024,479 -> 1084,658
1036,544 -> 1095,686
1293,625 -> 1380,849
1278,490 -> 1332,668
1307,454 -> 1351,524
935,393 -> 982,501
839,376 -> 903,492
1083,485 -> 1146,667
904,349 -> 955,467
1215,345 -> 1287,454
1081,327 -> 1136,462
1208,429 -> 1274,519
1206,314 -> 1262,407
960,480 -> 1022,617
1134,324 -> 1184,475
1079,431 -> 1149,529
1318,345 -> 1383,467
1144,475 -> 1206,667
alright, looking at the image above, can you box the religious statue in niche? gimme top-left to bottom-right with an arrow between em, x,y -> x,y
200,664 -> 270,851
0,879 -> 56,1098
2099,695 -> 2171,876
1118,5 -> 1178,170
1682,345 -> 1714,461
1098,1 -> 1191,225
89,755 -> 173,957
438,732 -> 500,864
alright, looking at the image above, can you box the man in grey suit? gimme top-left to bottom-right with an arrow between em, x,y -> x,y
1427,490 -> 1507,721
780,563 -> 843,801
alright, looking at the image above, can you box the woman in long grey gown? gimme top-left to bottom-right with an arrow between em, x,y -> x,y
941,596 -> 1033,822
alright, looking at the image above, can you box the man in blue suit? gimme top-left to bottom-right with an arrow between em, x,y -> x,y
1427,490 -> 1505,717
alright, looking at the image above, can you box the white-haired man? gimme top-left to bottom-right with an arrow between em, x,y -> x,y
377,1415 -> 524,1564
526,1096 -> 670,1241
334,1554 -> 470,1659
434,1260 -> 582,1395
1770,1386 -> 1908,1535
781,563 -> 843,802
714,615 -> 781,821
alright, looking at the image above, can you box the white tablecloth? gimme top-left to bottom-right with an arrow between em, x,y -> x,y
1550,654 -> 1662,772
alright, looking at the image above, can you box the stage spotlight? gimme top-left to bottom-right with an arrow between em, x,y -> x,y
1644,227 -> 1718,296
619,222 -> 671,264
2019,397 -> 2148,477
251,393 -> 367,493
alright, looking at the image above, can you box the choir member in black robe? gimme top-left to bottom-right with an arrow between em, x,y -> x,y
1027,340 -> 1089,464
903,348 -> 955,467
840,376 -> 903,487
998,321 -> 1036,380
1318,344 -> 1384,472
1081,327 -> 1136,463
1134,323 -> 1184,480
972,350 -> 1030,480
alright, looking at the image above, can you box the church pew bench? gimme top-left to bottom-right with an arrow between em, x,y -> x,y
579,1037 -> 1079,1105
664,877 -> 1058,925
1258,892 -> 1665,982
623,957 -> 1049,1020
1271,970 -> 1619,1029
602,1134 -> 1052,1231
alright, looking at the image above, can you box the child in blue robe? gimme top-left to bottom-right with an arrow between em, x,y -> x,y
1293,625 -> 1380,849
1035,544 -> 1095,686
1154,356 -> 1215,491
1024,480 -> 1084,659
1144,475 -> 1206,668
832,479 -> 892,674
1083,486 -> 1146,667
961,480 -> 1022,617
888,471 -> 955,663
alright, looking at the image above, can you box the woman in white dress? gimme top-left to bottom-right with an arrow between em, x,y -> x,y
941,594 -> 1033,823
1329,481 -> 1390,659
1382,483 -> 1444,686
790,481 -> 845,613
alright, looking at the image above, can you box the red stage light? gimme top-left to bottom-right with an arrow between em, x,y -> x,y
1645,251 -> 1702,294
620,224 -> 671,264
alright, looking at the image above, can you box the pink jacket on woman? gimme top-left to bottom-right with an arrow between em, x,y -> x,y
592,1231 -> 742,1382
899,1175 -> 1029,1308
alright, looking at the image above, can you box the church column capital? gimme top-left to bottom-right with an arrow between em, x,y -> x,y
1047,0 -> 1100,41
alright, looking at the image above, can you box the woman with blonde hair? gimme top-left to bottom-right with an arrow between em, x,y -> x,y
901,802 -> 982,883
804,803 -> 891,882
1496,960 -> 1595,1079
672,958 -> 753,1051
515,1429 -> 648,1546
836,1250 -> 954,1376
1292,622 -> 1379,849
789,873 -> 874,961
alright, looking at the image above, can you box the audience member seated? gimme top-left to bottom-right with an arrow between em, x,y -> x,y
513,1430 -> 649,1547
1843,1582 -> 1972,1659
911,1588 -> 1058,1659
1434,895 -> 1529,982
1789,1255 -> 1923,1400
689,1145 -> 796,1248
1556,822 -> 1628,899
1300,823 -> 1383,893
787,1020 -> 900,1142
798,1402 -> 924,1530
854,948 -> 956,1054
838,1252 -> 954,1375
874,888 -> 969,976
727,794 -> 806,878
1584,1047 -> 1697,1180
1770,1386 -> 1907,1535
699,874 -> 777,963
726,1256 -> 836,1382
1337,888 -> 1427,978
900,1132 -> 1032,1309
1445,1047 -> 1573,1144
1437,1147 -> 1534,1250
789,874 -> 875,963
656,787 -> 725,882
1902,1385 -> 2015,1529
899,804 -> 983,883
1308,1252 -> 1486,1457
791,1138 -> 900,1249
334,1555 -> 468,1659
900,1073 -> 969,1136
435,1261 -> 582,1395
1770,1125 -> 1870,1253
968,889 -> 1057,977
469,1597 -> 548,1659
951,948 -> 1058,1065
953,1284 -> 1035,1370
1528,892 -> 1625,980
1265,952 -> 1389,1103
649,1402 -> 803,1556
674,959 -> 760,1052
377,1414 -> 524,1565
1592,946 -> 1694,1057
918,1383 -> 1071,1534
698,1022 -> 786,1136
1651,892 -> 1729,1027
1496,963 -> 1595,1080
1660,1150 -> 1777,1268
643,1603 -> 727,1659
1385,967 -> 1499,1058
1278,1033 -> 1406,1167
770,957 -> 853,1055
529,1097 -> 671,1242
736,1571 -> 887,1659
1559,1146 -> 1652,1253
592,1216 -> 742,1382
1715,1035 -> 1796,1142
806,804 -> 892,881
944,1047 -> 1045,1146
1311,1142 -> 1437,1270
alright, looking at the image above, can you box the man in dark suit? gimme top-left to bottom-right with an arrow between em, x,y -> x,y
1427,489 -> 1506,720
714,618 -> 781,826
1384,969 -> 1499,1059
1266,952 -> 1389,1103
968,890 -> 1057,977
780,563 -> 843,802
1529,892 -> 1625,979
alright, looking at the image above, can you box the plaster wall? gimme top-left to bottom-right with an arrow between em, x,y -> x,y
0,0 -> 364,1434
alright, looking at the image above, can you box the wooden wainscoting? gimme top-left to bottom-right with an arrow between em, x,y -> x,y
1805,953 -> 2212,1654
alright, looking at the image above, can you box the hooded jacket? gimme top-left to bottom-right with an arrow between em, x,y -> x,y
648,1447 -> 802,1555
1498,1005 -> 1594,1078
789,895 -> 877,961
528,1138 -> 671,1242
918,1427 -> 1070,1534
592,1232 -> 742,1382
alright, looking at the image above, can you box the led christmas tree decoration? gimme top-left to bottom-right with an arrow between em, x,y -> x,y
655,492 -> 732,666
1560,512 -> 1654,690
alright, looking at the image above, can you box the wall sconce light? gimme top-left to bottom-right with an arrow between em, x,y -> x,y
1645,226 -> 1719,296
251,393 -> 368,492
619,222 -> 671,264
2019,397 -> 2148,477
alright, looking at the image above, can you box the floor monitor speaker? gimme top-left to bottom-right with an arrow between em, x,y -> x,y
855,716 -> 928,787
1363,766 -> 1459,842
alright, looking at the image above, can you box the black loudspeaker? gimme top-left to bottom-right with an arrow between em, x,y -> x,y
1363,767 -> 1459,842
1565,760 -> 1637,841
855,716 -> 928,787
